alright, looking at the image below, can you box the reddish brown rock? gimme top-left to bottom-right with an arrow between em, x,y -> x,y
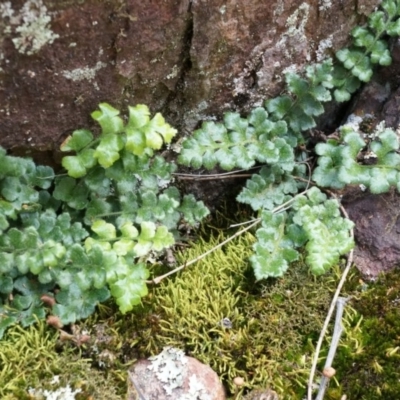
127,347 -> 226,400
0,0 -> 381,161
342,187 -> 400,277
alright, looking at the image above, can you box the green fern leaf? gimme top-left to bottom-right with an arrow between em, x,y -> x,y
287,106 -> 316,132
299,94 -> 324,116
60,129 -> 94,152
54,284 -> 110,324
91,103 -> 124,135
125,128 -> 147,156
381,1 -> 397,19
94,133 -> 124,168
305,59 -> 334,88
352,26 -> 375,48
292,189 -> 354,274
265,96 -> 292,120
109,262 -> 149,313
127,104 -> 150,129
236,166 -> 298,211
62,148 -> 96,178
369,168 -> 391,193
285,73 -> 309,96
250,211 -> 298,279
387,19 -> 400,36
370,40 -> 392,65
224,112 -> 248,133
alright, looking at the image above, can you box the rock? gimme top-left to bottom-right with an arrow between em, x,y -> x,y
0,0 -> 381,157
127,347 -> 226,400
342,187 -> 400,277
338,72 -> 400,278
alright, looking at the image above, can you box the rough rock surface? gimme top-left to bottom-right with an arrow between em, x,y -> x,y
127,347 -> 226,400
337,67 -> 400,277
342,187 -> 400,278
0,0 -> 380,159
3,0 -> 399,276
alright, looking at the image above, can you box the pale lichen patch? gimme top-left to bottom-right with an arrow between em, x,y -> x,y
276,3 -> 311,61
62,61 -> 107,90
28,377 -> 82,400
0,0 -> 59,55
285,3 -> 310,38
147,347 -> 187,395
316,35 -> 333,61
147,347 -> 213,400
319,0 -> 332,12
166,64 -> 179,80
0,2 -> 13,19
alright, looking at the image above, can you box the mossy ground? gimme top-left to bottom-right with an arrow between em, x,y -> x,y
1,214 -> 399,399
325,269 -> 400,400
0,319 -> 124,399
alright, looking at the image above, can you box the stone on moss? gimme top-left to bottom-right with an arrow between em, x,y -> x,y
127,347 -> 226,400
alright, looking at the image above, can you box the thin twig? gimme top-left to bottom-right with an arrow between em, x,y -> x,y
229,218 -> 259,228
172,166 -> 261,178
148,218 -> 261,285
307,200 -> 354,400
175,173 -> 253,180
150,187 -> 314,285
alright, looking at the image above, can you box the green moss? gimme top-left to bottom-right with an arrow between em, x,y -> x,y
65,220 -> 349,399
327,269 -> 400,399
0,319 -> 124,399
6,217 -> 397,400
129,226 -> 350,399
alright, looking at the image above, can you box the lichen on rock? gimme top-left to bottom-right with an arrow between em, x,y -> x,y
1,0 -> 59,55
128,346 -> 225,400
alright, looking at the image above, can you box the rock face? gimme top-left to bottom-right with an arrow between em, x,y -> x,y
0,0 -> 380,158
3,0 -> 399,276
338,67 -> 400,278
342,187 -> 400,278
127,347 -> 226,400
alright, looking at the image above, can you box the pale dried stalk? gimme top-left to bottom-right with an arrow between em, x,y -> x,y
150,187 -> 313,285
307,199 -> 354,400
315,296 -> 349,400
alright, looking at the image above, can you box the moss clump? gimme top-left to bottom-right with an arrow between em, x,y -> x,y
327,269 -> 400,399
0,319 -> 123,399
136,227 -> 347,399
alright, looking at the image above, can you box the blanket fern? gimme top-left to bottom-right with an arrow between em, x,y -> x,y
0,104 -> 208,337
1,0 -> 400,337
178,0 -> 400,279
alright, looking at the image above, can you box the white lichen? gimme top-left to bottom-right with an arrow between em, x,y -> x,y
319,0 -> 332,12
166,64 -> 179,80
147,347 -> 187,395
282,64 -> 299,75
273,0 -> 284,17
147,347 -> 214,400
62,61 -> 107,90
276,3 -> 311,61
344,113 -> 364,131
316,35 -> 333,62
28,383 -> 82,400
285,3 -> 310,37
179,375 -> 212,400
1,0 -> 59,55
0,1 -> 13,18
